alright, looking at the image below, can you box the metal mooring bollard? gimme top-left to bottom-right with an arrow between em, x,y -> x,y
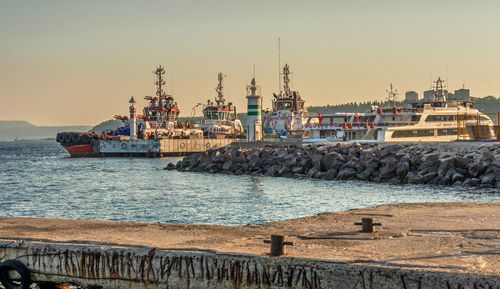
355,218 -> 382,233
263,234 -> 294,256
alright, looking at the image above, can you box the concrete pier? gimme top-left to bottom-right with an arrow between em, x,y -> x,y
0,240 -> 498,289
96,138 -> 237,157
0,202 -> 498,288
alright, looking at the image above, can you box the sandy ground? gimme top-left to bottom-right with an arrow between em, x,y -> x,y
0,202 -> 498,276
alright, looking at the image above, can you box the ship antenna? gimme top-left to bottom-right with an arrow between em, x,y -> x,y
215,72 -> 226,106
282,64 -> 292,96
433,77 -> 446,101
385,83 -> 398,108
154,65 -> 166,98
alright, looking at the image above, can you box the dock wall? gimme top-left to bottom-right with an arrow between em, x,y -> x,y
0,240 -> 498,289
97,138 -> 236,157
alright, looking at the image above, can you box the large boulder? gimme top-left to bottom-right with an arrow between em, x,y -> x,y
337,167 -> 356,180
379,157 -> 398,180
407,172 -> 424,184
396,156 -> 410,176
311,152 -> 325,171
451,172 -> 465,183
422,172 -> 438,183
437,157 -> 456,177
481,172 -> 496,186
468,162 -> 486,178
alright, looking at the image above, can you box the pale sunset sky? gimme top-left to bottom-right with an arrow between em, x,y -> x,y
1,0 -> 499,125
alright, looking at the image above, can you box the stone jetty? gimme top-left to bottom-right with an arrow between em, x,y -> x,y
168,142 -> 500,189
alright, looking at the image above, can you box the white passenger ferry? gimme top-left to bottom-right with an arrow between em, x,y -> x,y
303,79 -> 497,142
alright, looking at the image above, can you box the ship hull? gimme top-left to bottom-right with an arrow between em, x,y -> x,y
63,144 -> 97,158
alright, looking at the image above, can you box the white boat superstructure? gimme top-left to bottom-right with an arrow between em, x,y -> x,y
302,79 -> 497,142
198,73 -> 244,138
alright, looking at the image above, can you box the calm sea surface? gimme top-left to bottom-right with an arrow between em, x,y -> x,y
0,140 -> 498,225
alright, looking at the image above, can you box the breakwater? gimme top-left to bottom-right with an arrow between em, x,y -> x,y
169,142 -> 500,189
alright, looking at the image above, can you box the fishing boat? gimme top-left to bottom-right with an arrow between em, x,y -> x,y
263,64 -> 308,137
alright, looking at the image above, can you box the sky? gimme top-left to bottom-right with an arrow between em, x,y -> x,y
1,0 -> 499,125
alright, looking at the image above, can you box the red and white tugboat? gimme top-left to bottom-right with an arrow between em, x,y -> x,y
56,65 -> 204,157
263,64 -> 309,137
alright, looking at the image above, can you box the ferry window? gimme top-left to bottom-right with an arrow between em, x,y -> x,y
392,129 -> 434,138
277,102 -> 292,110
323,117 -> 332,125
411,115 -> 421,122
425,115 -> 456,122
437,128 -> 458,136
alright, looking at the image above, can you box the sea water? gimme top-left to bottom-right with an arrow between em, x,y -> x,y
0,140 -> 498,225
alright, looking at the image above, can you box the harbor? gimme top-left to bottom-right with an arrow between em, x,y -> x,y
2,2 -> 500,289
54,64 -> 499,158
0,202 -> 498,289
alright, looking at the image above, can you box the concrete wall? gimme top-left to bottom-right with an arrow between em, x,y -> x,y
99,139 -> 160,154
0,240 -> 498,289
96,138 -> 237,156
159,138 -> 235,155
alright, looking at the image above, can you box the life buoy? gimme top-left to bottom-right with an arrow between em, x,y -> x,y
64,133 -> 72,143
71,133 -> 81,143
56,133 -> 64,143
205,142 -> 211,149
180,142 -> 186,149
121,142 -> 127,150
0,260 -> 31,289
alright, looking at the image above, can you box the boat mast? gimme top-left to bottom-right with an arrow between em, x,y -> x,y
282,64 -> 291,97
433,77 -> 446,102
154,66 -> 167,126
278,38 -> 281,94
215,72 -> 226,106
154,66 -> 167,104
385,83 -> 398,108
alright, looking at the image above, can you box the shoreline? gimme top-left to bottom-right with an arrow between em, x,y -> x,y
1,201 -> 498,276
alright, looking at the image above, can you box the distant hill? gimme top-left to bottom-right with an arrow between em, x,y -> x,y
90,119 -> 124,133
0,121 -> 91,141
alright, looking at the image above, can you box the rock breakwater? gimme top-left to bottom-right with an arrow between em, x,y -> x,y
168,142 -> 500,189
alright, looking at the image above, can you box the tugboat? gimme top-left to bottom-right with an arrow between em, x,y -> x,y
198,73 -> 244,138
112,65 -> 203,140
56,65 -> 204,157
263,64 -> 308,137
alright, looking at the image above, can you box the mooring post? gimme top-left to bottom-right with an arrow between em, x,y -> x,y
355,218 -> 382,233
263,234 -> 294,256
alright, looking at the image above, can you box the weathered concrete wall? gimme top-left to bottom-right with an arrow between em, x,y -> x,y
159,138 -> 236,155
96,138 -> 237,157
0,240 -> 498,289
99,139 -> 161,154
